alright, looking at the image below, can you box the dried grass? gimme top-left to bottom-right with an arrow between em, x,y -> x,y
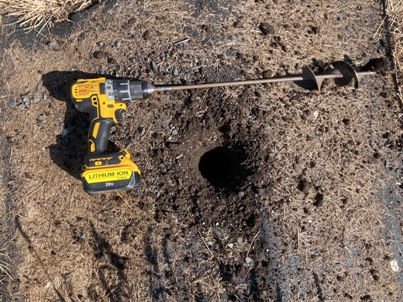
386,0 -> 403,99
0,0 -> 99,30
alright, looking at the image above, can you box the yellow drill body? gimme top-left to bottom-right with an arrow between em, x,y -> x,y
71,77 -> 153,193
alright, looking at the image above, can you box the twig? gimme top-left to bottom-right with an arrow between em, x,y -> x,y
25,182 -> 45,198
116,191 -> 131,209
246,231 -> 260,257
198,230 -> 214,258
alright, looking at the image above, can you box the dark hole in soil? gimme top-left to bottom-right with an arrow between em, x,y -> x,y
198,146 -> 249,192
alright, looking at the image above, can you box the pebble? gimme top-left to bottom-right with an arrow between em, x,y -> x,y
32,96 -> 41,103
18,103 -> 26,110
93,51 -> 107,59
150,61 -> 157,71
22,95 -> 30,104
258,22 -> 275,36
227,243 -> 234,249
142,30 -> 150,40
43,94 -> 48,101
111,40 -> 121,48
97,41 -> 104,47
263,70 -> 273,79
8,99 -> 16,109
147,70 -> 155,77
172,69 -> 179,76
230,35 -> 237,41
138,127 -> 146,135
38,114 -> 46,121
238,191 -> 245,198
237,237 -> 243,244
390,259 -> 400,272
47,40 -> 59,49
245,257 -> 253,264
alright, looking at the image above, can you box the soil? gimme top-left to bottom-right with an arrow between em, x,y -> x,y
0,0 -> 402,301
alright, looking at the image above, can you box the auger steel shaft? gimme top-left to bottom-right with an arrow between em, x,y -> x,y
156,71 -> 375,91
154,61 -> 375,92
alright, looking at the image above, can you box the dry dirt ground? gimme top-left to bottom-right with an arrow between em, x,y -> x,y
0,0 -> 402,301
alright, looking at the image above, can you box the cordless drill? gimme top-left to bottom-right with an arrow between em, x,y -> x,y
71,78 -> 155,193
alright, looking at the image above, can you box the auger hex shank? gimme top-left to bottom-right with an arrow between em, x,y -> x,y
71,61 -> 375,193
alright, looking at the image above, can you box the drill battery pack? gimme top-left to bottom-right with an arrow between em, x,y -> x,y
81,149 -> 141,193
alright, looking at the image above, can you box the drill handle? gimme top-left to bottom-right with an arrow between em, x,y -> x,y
88,117 -> 114,154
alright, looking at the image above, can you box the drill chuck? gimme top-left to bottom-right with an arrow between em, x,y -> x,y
129,81 -> 155,99
102,79 -> 155,101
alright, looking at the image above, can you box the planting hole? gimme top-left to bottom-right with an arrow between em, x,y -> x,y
198,146 -> 249,192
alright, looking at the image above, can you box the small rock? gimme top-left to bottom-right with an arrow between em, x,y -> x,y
43,94 -> 48,101
138,127 -> 146,135
108,57 -> 117,65
38,114 -> 46,121
172,69 -> 179,76
142,30 -> 150,40
238,191 -> 245,198
237,237 -> 243,244
230,35 -> 237,41
132,71 -> 140,78
245,257 -> 253,264
147,70 -> 155,78
8,99 -> 16,109
390,259 -> 400,272
227,243 -> 234,249
18,103 -> 26,110
21,95 -> 30,104
150,61 -> 157,71
262,70 -> 273,79
93,51 -> 107,59
32,96 -> 41,103
97,41 -> 104,47
47,40 -> 59,49
258,22 -> 275,36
